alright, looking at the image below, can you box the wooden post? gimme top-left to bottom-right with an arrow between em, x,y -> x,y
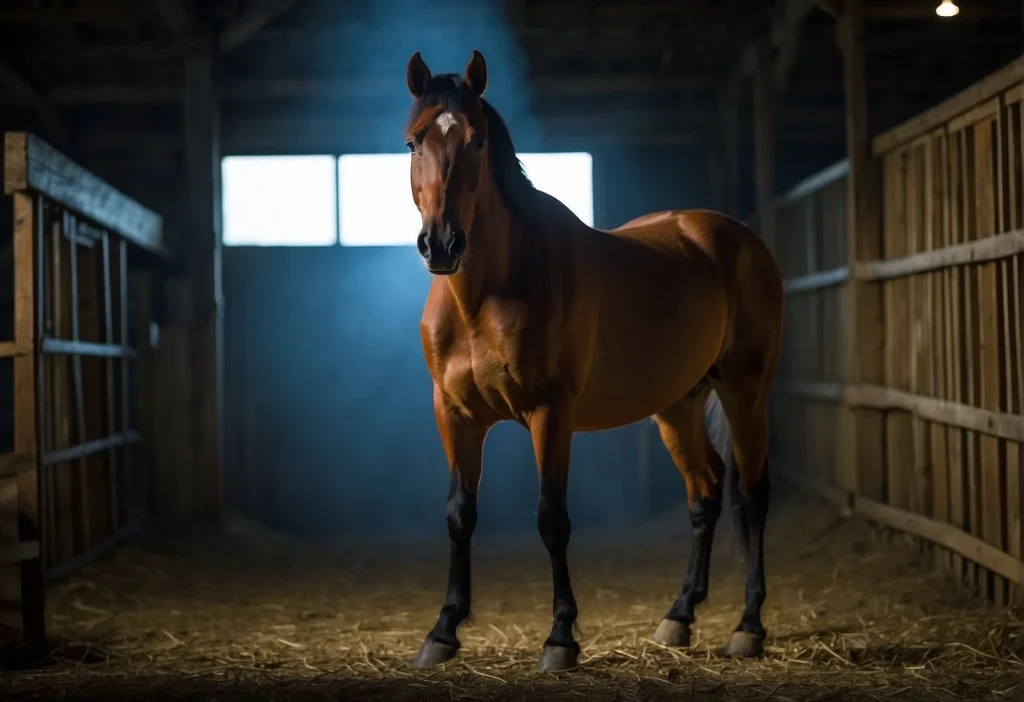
839,0 -> 884,501
754,37 -> 775,249
183,34 -> 224,519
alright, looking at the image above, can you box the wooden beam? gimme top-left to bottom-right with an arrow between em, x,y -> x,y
39,73 -> 714,105
153,0 -> 196,39
839,0 -> 885,503
0,56 -> 70,148
729,0 -> 824,87
753,37 -> 775,250
219,0 -> 306,54
182,35 -> 224,519
4,133 -> 168,257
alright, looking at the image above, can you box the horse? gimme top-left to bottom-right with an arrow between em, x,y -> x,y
404,49 -> 784,672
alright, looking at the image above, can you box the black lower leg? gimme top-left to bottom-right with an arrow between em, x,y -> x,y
426,471 -> 477,648
665,490 -> 722,625
736,463 -> 769,638
538,482 -> 578,652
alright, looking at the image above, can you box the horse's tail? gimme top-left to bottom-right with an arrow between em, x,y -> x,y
704,389 -> 749,558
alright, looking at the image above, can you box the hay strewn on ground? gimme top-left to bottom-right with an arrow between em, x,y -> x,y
1,491 -> 1021,701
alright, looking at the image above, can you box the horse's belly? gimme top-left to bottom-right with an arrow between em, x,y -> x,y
570,273 -> 726,431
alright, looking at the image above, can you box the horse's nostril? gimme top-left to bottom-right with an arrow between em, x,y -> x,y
448,230 -> 466,257
416,231 -> 431,258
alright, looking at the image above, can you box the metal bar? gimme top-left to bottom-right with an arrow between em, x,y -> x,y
67,214 -> 90,553
119,238 -> 132,524
101,231 -> 118,532
41,338 -> 137,358
41,431 -> 140,467
44,518 -> 144,584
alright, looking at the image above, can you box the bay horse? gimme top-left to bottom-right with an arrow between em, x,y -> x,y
405,49 -> 784,672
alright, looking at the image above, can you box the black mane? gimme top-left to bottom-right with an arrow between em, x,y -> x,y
409,73 -> 538,222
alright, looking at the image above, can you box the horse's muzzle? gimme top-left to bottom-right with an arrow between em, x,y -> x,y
417,225 -> 466,275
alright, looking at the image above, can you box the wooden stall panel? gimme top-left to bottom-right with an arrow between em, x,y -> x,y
1000,86 -> 1023,605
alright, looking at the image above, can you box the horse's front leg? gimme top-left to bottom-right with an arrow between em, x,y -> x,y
410,389 -> 488,669
528,391 -> 580,672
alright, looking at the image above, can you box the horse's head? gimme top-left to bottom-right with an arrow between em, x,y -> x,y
404,50 -> 490,275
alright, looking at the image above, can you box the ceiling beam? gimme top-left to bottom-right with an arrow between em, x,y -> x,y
152,0 -> 196,39
219,0 -> 307,54
30,73 -> 713,106
0,56 -> 70,148
729,0 -> 827,88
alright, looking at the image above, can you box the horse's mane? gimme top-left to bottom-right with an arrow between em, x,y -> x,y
408,73 -> 539,224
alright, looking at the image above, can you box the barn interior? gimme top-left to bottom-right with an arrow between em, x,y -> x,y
0,0 -> 1022,700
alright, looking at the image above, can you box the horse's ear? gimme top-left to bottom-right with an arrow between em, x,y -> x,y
407,51 -> 431,98
464,49 -> 487,97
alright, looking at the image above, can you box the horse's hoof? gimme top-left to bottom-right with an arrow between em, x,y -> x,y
536,645 -> 579,672
725,631 -> 764,658
409,639 -> 459,668
652,618 -> 692,647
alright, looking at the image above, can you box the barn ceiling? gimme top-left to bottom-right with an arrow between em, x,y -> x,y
0,0 -> 1020,157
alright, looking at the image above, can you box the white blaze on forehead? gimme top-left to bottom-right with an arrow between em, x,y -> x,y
436,111 -> 459,136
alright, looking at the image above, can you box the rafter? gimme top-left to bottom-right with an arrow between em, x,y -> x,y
219,0 -> 307,53
729,0 -> 826,88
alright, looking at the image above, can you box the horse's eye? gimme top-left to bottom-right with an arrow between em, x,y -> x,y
473,137 -> 487,152
406,139 -> 417,153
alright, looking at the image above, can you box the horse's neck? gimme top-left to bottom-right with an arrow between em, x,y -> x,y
447,191 -> 530,315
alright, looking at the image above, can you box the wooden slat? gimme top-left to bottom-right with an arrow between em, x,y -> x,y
873,56 -> 1024,154
784,265 -> 850,294
776,160 -> 849,208
3,132 -> 169,258
42,338 -> 137,358
856,227 -> 1024,280
856,497 -> 1022,584
774,380 -> 1024,442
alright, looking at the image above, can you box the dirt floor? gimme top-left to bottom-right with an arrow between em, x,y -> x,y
0,490 -> 1021,701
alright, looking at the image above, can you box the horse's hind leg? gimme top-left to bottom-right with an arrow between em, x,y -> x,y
651,383 -> 725,647
712,377 -> 771,658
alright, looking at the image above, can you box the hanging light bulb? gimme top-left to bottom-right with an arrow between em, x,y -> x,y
935,0 -> 960,17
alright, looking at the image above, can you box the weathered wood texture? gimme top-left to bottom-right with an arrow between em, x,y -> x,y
0,132 -> 167,643
770,57 -> 1024,605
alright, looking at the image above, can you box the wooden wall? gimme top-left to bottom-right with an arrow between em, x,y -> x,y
769,58 -> 1024,606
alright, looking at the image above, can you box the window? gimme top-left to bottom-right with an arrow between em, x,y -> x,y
222,155 -> 338,246
337,152 -> 594,246
221,152 -> 595,247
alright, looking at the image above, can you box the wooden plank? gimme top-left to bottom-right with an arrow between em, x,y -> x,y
947,126 -> 968,585
784,265 -> 850,293
42,338 -> 137,358
184,38 -> 224,518
4,133 -> 168,258
857,497 -> 1022,584
928,128 -> 952,573
840,0 -> 884,504
855,227 -> 1024,280
13,191 -> 44,642
773,380 -> 1024,442
776,160 -> 849,208
970,112 -> 1005,600
873,56 -> 1024,154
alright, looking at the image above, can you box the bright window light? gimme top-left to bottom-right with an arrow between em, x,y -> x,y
222,155 -> 338,246
337,152 -> 594,246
